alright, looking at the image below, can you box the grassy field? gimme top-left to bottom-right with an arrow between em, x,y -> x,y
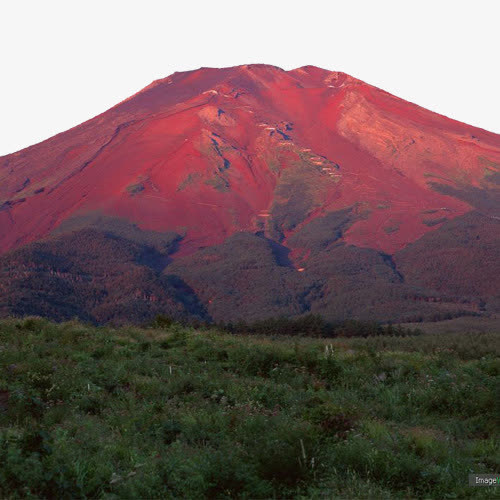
0,318 -> 498,498
401,315 -> 500,334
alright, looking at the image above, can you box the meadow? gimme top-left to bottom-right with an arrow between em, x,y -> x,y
0,317 -> 498,498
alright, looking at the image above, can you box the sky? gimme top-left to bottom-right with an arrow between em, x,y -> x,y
0,0 -> 499,156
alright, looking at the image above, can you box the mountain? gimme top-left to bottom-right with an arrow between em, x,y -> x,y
0,64 -> 499,324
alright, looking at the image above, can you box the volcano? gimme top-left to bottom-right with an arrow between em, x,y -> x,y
0,64 -> 499,324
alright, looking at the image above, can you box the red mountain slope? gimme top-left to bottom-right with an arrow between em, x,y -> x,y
0,65 -> 499,324
1,64 -> 498,257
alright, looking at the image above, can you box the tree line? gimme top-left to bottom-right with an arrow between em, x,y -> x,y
151,313 -> 423,338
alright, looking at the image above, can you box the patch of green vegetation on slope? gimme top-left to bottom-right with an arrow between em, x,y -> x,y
429,182 -> 500,216
269,163 -> 329,241
395,211 -> 500,300
286,207 -> 355,252
0,317 -> 498,498
53,213 -> 182,254
0,228 -> 209,325
167,232 -> 308,321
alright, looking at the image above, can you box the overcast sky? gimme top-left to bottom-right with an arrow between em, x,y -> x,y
1,0 -> 498,156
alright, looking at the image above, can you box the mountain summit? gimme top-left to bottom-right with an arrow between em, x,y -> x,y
0,65 -> 499,324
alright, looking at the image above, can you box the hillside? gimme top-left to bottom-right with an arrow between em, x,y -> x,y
0,318 -> 498,498
0,65 -> 499,324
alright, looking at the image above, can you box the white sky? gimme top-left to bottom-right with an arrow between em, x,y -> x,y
1,0 -> 499,156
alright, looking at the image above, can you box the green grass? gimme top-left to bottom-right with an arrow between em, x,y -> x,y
0,318 -> 498,498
